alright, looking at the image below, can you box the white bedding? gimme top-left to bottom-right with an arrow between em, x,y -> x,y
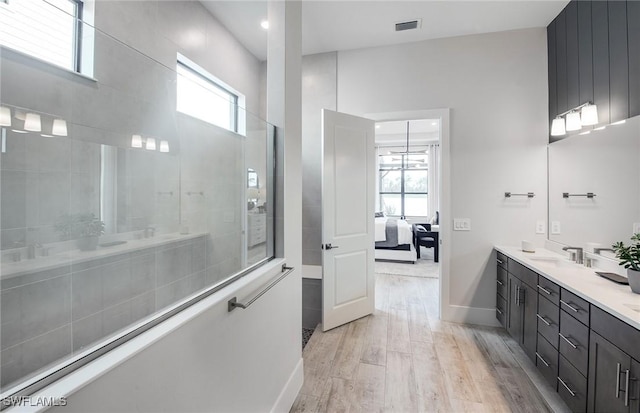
375,217 -> 413,245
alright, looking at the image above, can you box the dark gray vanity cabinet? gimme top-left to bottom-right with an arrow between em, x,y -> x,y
498,256 -> 537,363
588,306 -> 640,413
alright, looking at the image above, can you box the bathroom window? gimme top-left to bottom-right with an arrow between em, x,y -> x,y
379,153 -> 428,217
0,0 -> 84,72
176,56 -> 243,133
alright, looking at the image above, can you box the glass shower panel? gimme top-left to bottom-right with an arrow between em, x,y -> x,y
0,12 -> 273,395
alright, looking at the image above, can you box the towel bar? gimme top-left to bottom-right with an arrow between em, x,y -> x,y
228,264 -> 295,312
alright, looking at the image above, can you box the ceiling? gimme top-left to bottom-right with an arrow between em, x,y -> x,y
201,1 -> 569,62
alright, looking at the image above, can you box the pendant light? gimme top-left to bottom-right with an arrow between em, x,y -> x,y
551,117 -> 566,136
51,119 -> 68,136
565,111 -> 582,131
24,113 -> 41,132
131,134 -> 143,148
580,103 -> 598,126
145,137 -> 156,151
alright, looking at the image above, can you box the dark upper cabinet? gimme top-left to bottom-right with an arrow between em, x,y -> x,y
556,10 -> 568,114
608,1 -> 629,123
577,1 -> 593,106
548,19 -> 558,126
549,0 -> 640,136
566,1 -> 580,109
592,1 -> 611,126
628,0 -> 640,117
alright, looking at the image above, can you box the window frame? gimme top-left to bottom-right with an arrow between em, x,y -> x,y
0,0 -> 85,74
176,55 -> 243,134
379,152 -> 429,218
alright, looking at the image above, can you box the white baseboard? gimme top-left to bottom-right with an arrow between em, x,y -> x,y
271,357 -> 304,413
442,304 -> 501,327
302,264 -> 322,279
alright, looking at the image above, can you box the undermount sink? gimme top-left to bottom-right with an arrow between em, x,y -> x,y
528,256 -> 576,268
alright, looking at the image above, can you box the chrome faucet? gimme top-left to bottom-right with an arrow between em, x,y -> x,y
593,247 -> 615,255
562,246 -> 584,264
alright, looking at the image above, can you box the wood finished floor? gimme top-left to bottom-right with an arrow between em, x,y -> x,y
291,273 -> 553,413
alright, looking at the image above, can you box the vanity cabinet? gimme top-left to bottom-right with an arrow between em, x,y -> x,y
499,256 -> 537,363
495,248 -> 640,413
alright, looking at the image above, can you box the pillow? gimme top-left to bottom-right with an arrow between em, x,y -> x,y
374,211 -> 385,218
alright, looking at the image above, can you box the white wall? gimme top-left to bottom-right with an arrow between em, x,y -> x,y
306,28 -> 549,324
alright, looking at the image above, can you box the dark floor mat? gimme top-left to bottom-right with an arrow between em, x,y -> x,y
302,327 -> 315,350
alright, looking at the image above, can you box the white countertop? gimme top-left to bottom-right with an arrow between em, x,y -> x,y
1,232 -> 208,280
495,246 -> 640,331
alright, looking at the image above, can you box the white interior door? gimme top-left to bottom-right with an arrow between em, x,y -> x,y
321,109 -> 375,331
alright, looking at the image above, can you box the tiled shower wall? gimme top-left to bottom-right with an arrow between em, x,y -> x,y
0,235 -> 213,387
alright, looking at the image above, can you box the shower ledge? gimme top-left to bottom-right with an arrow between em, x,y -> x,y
0,232 -> 208,280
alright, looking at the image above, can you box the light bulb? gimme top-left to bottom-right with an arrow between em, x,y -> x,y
260,20 -> 269,30
550,117 -> 566,136
580,104 -> 598,126
24,113 -> 41,132
565,111 -> 582,131
51,119 -> 67,136
0,106 -> 11,127
146,137 -> 156,150
160,140 -> 170,153
131,134 -> 143,148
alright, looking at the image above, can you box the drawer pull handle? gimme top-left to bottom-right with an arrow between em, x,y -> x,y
497,259 -> 504,264
625,369 -> 631,407
537,314 -> 551,326
496,280 -> 504,286
560,299 -> 580,313
558,377 -> 576,397
537,285 -> 552,295
496,307 -> 503,315
559,332 -> 578,349
536,352 -> 550,367
616,363 -> 621,399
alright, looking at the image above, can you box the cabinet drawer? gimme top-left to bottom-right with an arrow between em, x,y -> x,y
496,266 -> 507,299
537,294 -> 560,349
536,334 -> 558,391
560,289 -> 590,326
591,305 -> 640,362
496,294 -> 507,328
509,259 -> 537,288
496,251 -> 508,270
558,355 -> 587,413
537,275 -> 560,306
559,310 -> 589,377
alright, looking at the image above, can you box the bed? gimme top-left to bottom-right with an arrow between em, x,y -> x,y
374,217 -> 417,263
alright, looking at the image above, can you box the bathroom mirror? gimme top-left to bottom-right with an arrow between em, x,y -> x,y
548,114 -> 640,251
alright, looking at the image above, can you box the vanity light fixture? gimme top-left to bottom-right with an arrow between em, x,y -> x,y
24,113 -> 41,132
159,140 -> 170,153
51,119 -> 67,136
260,20 -> 269,30
146,137 -> 156,151
550,101 -> 599,136
131,134 -> 143,148
0,106 -> 11,127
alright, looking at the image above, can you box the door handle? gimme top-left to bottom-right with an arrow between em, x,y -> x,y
323,243 -> 339,250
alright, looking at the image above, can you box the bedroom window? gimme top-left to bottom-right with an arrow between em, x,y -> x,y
379,153 -> 428,218
0,0 -> 86,73
176,55 -> 244,133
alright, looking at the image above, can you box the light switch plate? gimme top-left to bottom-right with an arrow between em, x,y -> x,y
551,221 -> 561,235
633,223 -> 640,234
536,220 -> 546,234
453,218 -> 471,231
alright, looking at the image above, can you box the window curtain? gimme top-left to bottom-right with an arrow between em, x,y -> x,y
427,143 -> 440,220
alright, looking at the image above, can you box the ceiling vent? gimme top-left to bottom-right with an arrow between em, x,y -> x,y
395,19 -> 422,32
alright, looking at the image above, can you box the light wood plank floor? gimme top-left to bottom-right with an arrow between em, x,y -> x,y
291,273 -> 554,413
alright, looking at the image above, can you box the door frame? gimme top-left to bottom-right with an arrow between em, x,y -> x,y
364,108 -> 451,321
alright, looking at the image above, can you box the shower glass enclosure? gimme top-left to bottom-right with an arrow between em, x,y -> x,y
0,0 -> 274,396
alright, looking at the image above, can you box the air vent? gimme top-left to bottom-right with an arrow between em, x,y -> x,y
395,19 -> 422,32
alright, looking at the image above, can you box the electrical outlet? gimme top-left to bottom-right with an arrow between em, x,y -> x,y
634,223 -> 640,234
536,220 -> 546,234
453,218 -> 471,231
551,221 -> 561,235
